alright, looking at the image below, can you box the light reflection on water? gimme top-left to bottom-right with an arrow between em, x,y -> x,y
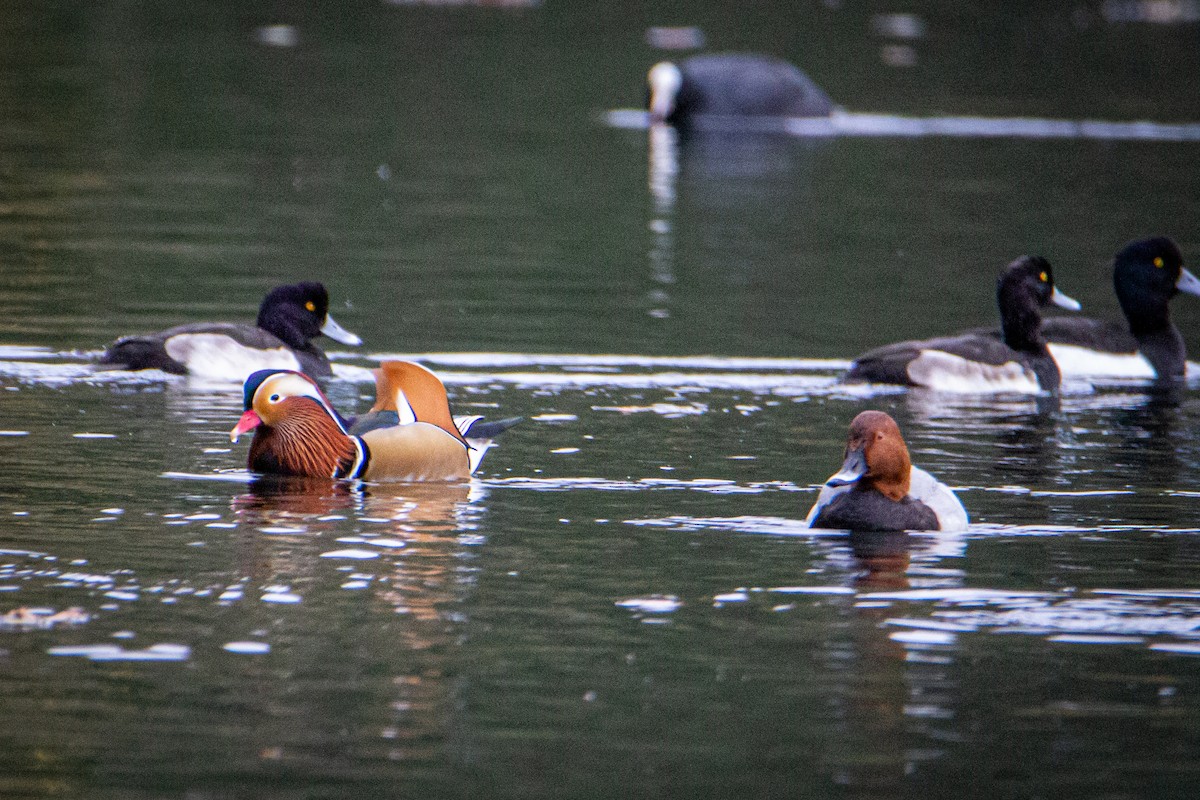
3,353 -> 1200,796
609,108 -> 1200,141
5,1 -> 1200,794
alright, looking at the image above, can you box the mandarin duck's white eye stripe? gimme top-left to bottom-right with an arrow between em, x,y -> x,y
253,371 -> 348,434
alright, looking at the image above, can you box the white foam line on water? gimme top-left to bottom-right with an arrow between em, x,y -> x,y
161,471 -> 256,484
370,352 -> 851,371
860,588 -> 1054,602
606,108 -> 1200,141
428,370 -> 841,391
490,478 -> 803,495
821,111 -> 1200,141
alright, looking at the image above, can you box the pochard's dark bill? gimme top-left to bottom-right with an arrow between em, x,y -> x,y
1176,268 -> 1200,297
1051,287 -> 1082,311
826,447 -> 867,487
230,410 -> 263,442
320,314 -> 362,346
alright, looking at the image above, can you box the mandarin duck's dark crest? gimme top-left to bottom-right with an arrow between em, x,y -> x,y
230,362 -> 518,482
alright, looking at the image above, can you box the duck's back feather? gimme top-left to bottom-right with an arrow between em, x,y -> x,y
908,466 -> 969,531
805,466 -> 967,532
678,54 -> 834,119
102,322 -> 326,377
808,488 -> 940,532
846,334 -> 1046,391
1039,317 -> 1139,353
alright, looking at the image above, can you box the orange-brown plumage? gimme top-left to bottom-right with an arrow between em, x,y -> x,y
369,361 -> 469,446
230,363 -> 507,482
845,410 -> 911,501
246,397 -> 358,477
807,411 -> 968,532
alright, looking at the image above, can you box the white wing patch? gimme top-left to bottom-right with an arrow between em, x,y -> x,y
1047,343 -> 1156,379
905,349 -> 1040,394
393,389 -> 417,426
908,466 -> 969,531
454,415 -> 490,474
164,334 -> 301,380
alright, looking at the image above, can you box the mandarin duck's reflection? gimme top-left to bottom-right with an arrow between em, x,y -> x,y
219,478 -> 483,772
234,475 -> 362,516
233,477 -> 477,531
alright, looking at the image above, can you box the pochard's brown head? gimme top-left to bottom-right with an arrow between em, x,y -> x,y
827,411 -> 913,501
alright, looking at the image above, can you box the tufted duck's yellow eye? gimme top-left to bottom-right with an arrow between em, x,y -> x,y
1039,271 -> 1048,283
1153,257 -> 1165,269
305,301 -> 317,312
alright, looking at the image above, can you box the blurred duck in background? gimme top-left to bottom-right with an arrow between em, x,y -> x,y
646,53 -> 835,125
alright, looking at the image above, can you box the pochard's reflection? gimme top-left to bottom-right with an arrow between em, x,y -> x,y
802,527 -> 969,793
847,530 -> 913,590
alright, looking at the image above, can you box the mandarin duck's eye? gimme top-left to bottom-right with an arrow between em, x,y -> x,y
269,394 -> 281,403
1153,257 -> 1165,269
305,301 -> 317,312
1039,271 -> 1048,283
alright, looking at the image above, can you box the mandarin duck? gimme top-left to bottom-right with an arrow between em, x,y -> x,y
230,361 -> 519,481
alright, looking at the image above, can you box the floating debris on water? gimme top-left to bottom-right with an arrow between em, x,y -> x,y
0,606 -> 90,630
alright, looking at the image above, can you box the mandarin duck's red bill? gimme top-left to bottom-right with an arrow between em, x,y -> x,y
229,362 -> 518,482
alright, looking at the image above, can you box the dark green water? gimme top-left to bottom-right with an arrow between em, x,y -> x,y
2,3 -> 1200,798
